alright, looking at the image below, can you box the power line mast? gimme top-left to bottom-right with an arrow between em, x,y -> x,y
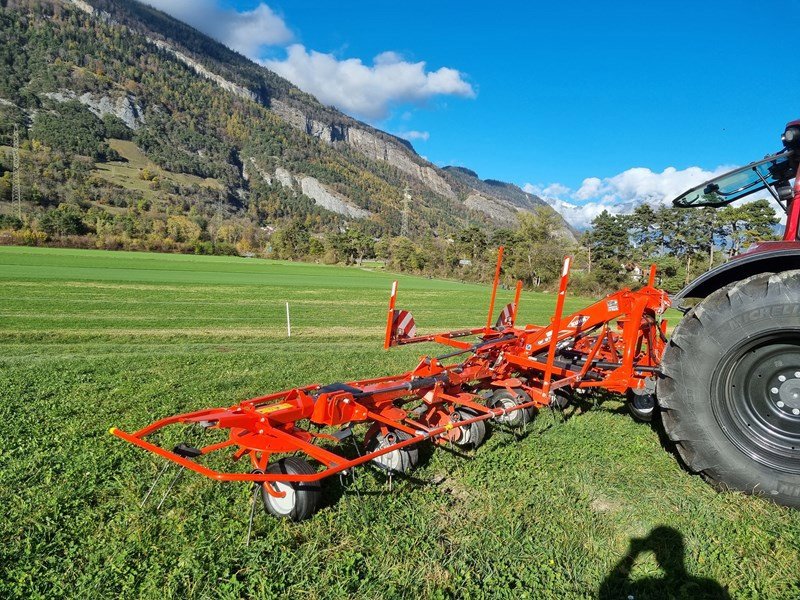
12,124 -> 21,220
400,186 -> 411,238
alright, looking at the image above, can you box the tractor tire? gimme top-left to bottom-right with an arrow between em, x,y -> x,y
658,270 -> 800,507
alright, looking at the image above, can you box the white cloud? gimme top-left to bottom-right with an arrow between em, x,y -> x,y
144,0 -> 292,56
396,130 -> 430,142
144,1 -> 475,122
263,45 -> 475,120
524,165 -> 738,229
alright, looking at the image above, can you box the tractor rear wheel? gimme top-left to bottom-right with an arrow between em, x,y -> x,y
658,271 -> 800,507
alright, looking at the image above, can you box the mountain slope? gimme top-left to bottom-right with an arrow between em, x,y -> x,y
0,0 -> 574,241
443,166 -> 578,239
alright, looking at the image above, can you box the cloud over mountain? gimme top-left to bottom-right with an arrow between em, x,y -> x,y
144,0 -> 292,56
525,164 -> 735,229
145,1 -> 474,122
264,47 -> 474,121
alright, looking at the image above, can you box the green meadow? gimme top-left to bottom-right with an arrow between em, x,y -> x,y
1,246 -> 798,599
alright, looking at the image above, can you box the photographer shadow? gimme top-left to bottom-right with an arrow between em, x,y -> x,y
599,526 -> 729,599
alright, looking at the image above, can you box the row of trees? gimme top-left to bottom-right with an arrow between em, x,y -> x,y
584,201 -> 778,290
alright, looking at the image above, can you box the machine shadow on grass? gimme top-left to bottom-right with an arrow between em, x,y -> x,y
314,393 -> 625,513
598,526 -> 730,599
313,403 -> 585,512
314,430 -> 464,511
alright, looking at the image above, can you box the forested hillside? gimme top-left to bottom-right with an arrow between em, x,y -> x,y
0,0 -> 573,258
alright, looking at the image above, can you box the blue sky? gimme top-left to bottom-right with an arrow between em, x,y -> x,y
146,0 -> 799,227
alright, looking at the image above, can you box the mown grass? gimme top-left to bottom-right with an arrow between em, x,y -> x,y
1,246 -> 798,599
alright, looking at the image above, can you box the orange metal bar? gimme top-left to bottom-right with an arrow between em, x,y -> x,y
647,264 -> 657,287
576,323 -> 607,383
112,397 -> 544,484
543,256 -> 571,394
485,245 -> 505,329
384,280 -> 398,349
433,336 -> 473,349
511,280 -> 523,326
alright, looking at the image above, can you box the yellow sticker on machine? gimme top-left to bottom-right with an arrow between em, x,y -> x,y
257,402 -> 293,414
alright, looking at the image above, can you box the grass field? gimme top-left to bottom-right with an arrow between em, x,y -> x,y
1,246 -> 799,599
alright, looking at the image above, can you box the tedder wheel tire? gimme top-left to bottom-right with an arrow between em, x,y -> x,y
453,408 -> 487,449
261,457 -> 321,521
627,389 -> 656,422
488,389 -> 535,428
368,430 -> 419,474
658,270 -> 800,507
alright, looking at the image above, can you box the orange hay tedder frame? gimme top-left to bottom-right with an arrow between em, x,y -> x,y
112,248 -> 670,522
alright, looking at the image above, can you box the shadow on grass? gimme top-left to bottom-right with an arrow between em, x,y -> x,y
599,526 -> 730,600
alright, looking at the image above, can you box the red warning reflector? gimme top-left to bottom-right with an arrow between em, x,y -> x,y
392,309 -> 417,339
495,303 -> 515,328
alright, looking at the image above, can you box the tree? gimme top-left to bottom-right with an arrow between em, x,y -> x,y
30,101 -> 108,160
271,221 -> 311,260
506,208 -> 568,287
628,204 -> 658,258
165,215 -> 201,243
39,204 -> 87,237
455,226 -> 487,261
584,211 -> 630,261
583,210 -> 631,287
717,199 -> 778,258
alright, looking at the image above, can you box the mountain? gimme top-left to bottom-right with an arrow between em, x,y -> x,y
443,166 -> 578,237
0,0 -> 574,243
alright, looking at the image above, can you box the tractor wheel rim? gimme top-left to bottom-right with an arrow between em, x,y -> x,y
713,330 -> 800,474
268,481 -> 296,515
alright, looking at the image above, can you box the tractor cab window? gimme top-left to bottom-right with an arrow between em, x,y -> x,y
673,152 -> 793,207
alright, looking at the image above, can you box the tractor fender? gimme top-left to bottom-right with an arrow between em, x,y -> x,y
673,242 -> 800,305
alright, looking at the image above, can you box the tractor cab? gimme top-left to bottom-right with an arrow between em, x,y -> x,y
672,120 -> 800,243
672,151 -> 794,209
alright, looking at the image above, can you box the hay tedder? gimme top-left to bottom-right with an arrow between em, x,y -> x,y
111,248 -> 670,521
113,119 -> 800,521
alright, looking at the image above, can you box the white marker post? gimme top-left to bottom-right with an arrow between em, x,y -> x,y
285,302 -> 291,337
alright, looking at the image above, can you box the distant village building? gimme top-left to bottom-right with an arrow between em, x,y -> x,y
621,262 -> 644,281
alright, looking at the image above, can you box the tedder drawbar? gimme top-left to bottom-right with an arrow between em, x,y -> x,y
111,248 -> 670,522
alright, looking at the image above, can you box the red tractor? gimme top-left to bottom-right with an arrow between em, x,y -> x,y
659,119 -> 800,507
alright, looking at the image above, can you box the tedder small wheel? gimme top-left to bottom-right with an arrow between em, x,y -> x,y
452,408 -> 487,449
261,457 -> 321,521
658,270 -> 800,507
627,389 -> 656,422
368,430 -> 419,474
488,388 -> 535,427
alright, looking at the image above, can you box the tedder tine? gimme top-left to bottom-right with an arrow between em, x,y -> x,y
246,471 -> 263,546
156,468 -> 184,511
140,462 -> 171,507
